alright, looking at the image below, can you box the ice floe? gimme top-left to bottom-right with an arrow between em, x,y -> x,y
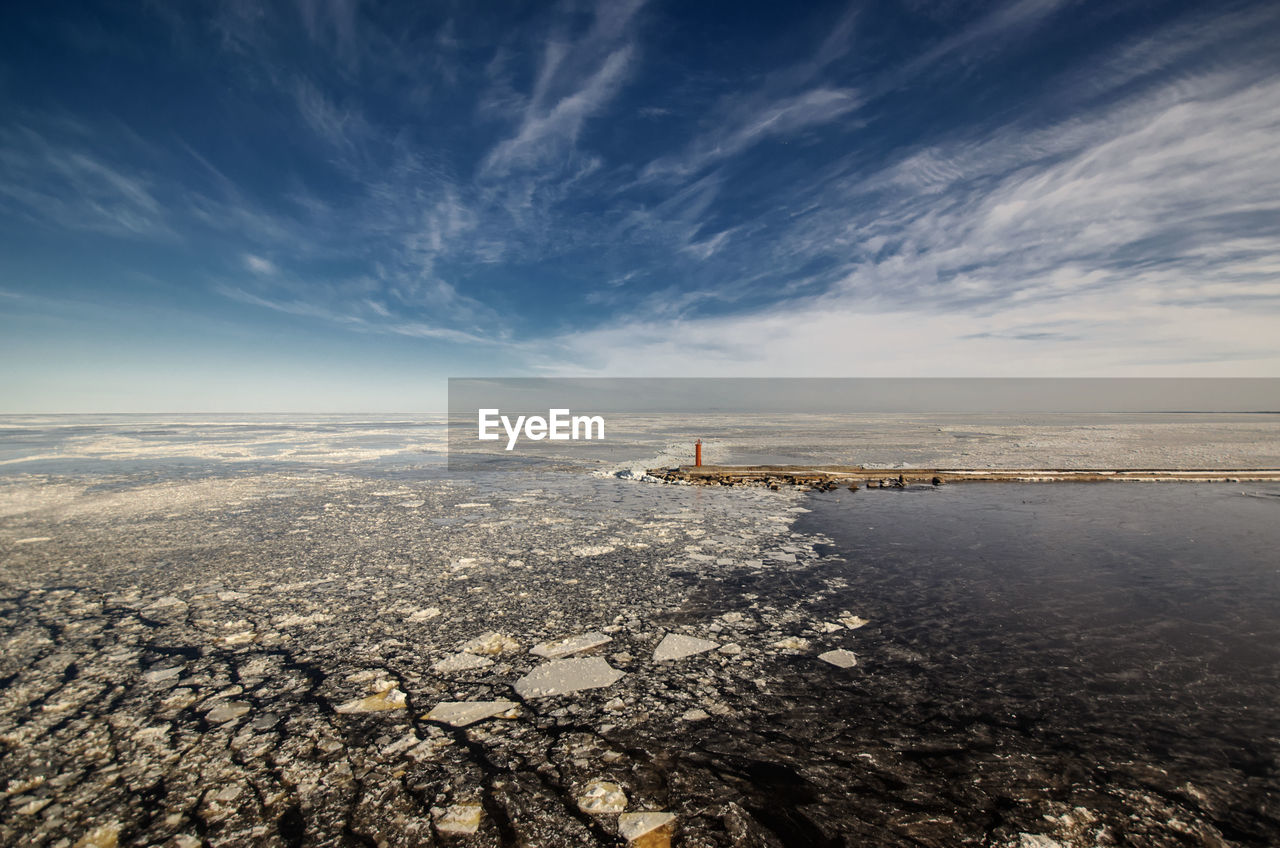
619,811 -> 676,846
577,779 -> 627,814
818,649 -> 858,668
513,658 -> 625,699
424,700 -> 518,727
334,686 -> 407,714
531,631 -> 612,658
652,633 -> 718,661
433,652 -> 494,673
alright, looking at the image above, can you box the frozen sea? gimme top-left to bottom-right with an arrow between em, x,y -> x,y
1,414 -> 1278,846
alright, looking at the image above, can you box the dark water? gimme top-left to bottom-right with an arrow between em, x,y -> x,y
769,483 -> 1280,845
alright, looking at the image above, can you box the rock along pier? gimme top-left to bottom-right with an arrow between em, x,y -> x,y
648,465 -> 1280,490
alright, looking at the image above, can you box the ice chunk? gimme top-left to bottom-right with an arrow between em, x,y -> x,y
513,657 -> 624,699
652,633 -> 718,661
143,666 -> 183,683
531,631 -> 612,658
205,701 -> 251,723
433,653 -> 494,673
425,700 -> 517,727
619,811 -> 676,846
73,823 -> 120,848
577,779 -> 627,814
461,632 -> 521,655
148,596 -> 187,610
818,649 -> 858,668
335,687 -> 407,713
435,803 -> 483,835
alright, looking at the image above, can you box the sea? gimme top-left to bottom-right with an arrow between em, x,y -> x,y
1,413 -> 1277,846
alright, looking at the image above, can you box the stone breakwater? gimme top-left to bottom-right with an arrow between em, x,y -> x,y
648,464 -> 1280,490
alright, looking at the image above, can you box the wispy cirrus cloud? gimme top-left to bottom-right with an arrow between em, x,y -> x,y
637,5 -> 860,184
893,0 -> 1078,81
0,124 -> 173,239
292,77 -> 372,162
820,69 -> 1280,312
481,46 -> 633,178
217,282 -> 497,345
480,0 -> 647,179
639,87 -> 862,182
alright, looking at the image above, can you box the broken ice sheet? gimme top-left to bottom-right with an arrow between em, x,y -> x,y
5,418 -> 1278,848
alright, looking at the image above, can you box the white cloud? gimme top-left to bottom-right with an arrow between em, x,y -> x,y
480,0 -> 647,179
641,87 -> 861,181
243,254 -> 277,275
0,125 -> 172,239
536,64 -> 1280,377
292,78 -> 370,159
536,288 -> 1280,378
217,283 -> 498,346
482,45 -> 633,177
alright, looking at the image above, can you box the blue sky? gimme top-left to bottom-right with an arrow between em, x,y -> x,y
2,0 -> 1279,411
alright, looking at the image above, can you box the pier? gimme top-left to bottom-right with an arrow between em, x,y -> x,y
648,465 -> 1280,488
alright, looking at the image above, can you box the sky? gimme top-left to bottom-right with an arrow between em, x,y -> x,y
2,0 -> 1279,412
